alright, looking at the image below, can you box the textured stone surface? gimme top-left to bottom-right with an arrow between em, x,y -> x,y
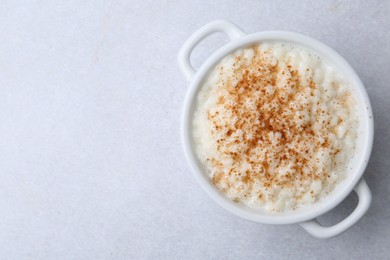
0,0 -> 388,259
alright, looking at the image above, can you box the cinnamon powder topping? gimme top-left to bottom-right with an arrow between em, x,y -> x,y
193,44 -> 358,212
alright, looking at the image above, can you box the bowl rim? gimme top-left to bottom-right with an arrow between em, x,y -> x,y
181,30 -> 374,224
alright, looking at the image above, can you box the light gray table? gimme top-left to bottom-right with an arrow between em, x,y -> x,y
0,1 -> 389,259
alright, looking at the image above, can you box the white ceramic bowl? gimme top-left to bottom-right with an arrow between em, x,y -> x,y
178,20 -> 374,238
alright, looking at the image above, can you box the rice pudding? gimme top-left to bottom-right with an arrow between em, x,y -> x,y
192,43 -> 358,213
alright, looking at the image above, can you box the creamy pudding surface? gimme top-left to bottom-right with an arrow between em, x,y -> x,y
192,43 -> 358,213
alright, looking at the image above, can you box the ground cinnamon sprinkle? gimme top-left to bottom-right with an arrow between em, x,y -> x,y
193,43 -> 358,212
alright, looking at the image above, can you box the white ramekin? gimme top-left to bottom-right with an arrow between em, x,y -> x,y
178,20 -> 374,238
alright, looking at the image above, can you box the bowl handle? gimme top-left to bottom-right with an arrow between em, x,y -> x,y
299,178 -> 371,239
177,20 -> 246,81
